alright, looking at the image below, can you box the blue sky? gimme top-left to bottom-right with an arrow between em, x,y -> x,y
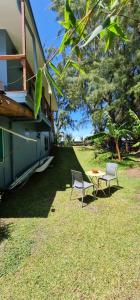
30,0 -> 93,140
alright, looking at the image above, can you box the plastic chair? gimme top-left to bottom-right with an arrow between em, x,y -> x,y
98,163 -> 119,195
70,170 -> 94,207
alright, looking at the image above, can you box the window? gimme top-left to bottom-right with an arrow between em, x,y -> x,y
0,129 -> 4,162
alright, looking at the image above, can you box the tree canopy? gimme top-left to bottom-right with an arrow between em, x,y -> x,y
33,0 -> 140,144
49,0 -> 140,132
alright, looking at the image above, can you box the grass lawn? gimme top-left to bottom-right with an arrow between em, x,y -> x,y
0,146 -> 140,300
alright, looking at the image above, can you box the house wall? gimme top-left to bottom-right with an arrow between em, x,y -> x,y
11,122 -> 37,178
8,121 -> 51,181
0,117 -> 12,189
0,26 -> 55,190
0,116 -> 51,190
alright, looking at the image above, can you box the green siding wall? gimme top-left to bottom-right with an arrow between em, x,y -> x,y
0,117 -> 12,189
0,117 -> 52,190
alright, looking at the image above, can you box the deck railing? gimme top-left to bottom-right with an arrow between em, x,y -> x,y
0,0 -> 26,91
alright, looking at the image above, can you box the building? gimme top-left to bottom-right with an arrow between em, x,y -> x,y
0,0 -> 58,193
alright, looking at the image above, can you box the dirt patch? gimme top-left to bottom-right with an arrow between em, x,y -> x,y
127,168 -> 140,177
135,193 -> 140,201
88,205 -> 98,212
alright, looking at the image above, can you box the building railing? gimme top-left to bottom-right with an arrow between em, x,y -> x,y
0,0 -> 26,90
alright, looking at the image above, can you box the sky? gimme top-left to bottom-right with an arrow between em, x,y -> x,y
30,0 -> 93,140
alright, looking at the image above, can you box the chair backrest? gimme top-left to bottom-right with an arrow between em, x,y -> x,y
71,170 -> 84,187
106,163 -> 118,177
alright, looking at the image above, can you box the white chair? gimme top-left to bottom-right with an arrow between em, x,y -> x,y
98,163 -> 119,195
70,170 -> 94,207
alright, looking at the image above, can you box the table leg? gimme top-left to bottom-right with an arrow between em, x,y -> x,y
88,177 -> 99,197
88,176 -> 106,196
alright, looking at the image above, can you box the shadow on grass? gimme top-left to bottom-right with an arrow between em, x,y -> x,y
76,185 -> 123,206
97,185 -> 123,198
0,223 -> 11,243
78,195 -> 96,206
0,147 -> 90,218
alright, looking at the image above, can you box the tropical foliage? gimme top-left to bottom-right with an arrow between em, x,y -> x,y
91,113 -> 131,160
48,0 -> 140,150
129,109 -> 140,147
34,0 -> 135,118
33,0 -> 140,159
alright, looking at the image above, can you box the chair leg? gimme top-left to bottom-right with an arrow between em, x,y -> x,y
117,178 -> 119,186
70,188 -> 73,200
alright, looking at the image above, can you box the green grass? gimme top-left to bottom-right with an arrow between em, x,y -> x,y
0,146 -> 140,300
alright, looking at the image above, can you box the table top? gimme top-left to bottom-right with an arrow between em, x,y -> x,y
86,170 -> 105,177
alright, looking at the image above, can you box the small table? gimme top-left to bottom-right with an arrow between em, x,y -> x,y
86,170 -> 106,196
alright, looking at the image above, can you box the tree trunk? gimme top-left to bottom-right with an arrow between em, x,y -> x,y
115,140 -> 121,160
125,140 -> 129,153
